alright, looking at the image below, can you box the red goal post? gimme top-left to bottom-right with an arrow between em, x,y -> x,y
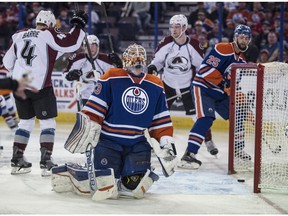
228,62 -> 288,193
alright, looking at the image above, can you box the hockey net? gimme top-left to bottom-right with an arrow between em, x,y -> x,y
228,62 -> 288,193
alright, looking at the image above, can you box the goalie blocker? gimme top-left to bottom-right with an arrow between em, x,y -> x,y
64,112 -> 101,153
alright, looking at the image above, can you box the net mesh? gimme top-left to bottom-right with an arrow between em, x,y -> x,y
232,62 -> 288,191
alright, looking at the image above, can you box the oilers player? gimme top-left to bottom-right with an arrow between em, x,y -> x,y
148,14 -> 218,157
64,34 -> 122,110
178,24 -> 252,169
52,44 -> 178,200
3,10 -> 88,176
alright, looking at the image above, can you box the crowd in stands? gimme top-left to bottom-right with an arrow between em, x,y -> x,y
0,2 -> 288,64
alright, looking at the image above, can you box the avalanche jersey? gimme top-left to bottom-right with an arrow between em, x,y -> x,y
193,42 -> 246,94
3,27 -> 85,90
64,52 -> 114,99
82,68 -> 173,146
151,35 -> 204,89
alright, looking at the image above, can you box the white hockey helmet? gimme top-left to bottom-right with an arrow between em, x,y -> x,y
169,14 -> 188,29
169,14 -> 188,39
36,10 -> 56,27
122,43 -> 146,69
83,35 -> 100,46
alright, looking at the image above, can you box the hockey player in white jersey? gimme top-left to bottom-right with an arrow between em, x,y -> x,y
64,34 -> 122,110
148,14 -> 218,157
0,50 -> 18,131
52,44 -> 178,201
3,9 -> 88,176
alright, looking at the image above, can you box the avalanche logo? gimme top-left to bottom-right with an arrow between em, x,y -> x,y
122,87 -> 149,115
167,56 -> 189,72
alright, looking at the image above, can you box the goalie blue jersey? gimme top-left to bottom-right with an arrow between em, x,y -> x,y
193,42 -> 247,95
82,68 -> 173,146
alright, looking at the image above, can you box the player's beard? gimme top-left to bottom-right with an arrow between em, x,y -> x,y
236,41 -> 249,52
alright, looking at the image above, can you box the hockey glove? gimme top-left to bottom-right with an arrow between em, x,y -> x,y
108,53 -> 123,68
156,136 -> 178,177
147,64 -> 158,75
222,72 -> 231,96
66,69 -> 83,81
70,10 -> 88,29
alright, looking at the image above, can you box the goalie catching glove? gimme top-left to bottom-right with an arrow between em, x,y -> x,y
151,136 -> 178,177
64,112 -> 101,153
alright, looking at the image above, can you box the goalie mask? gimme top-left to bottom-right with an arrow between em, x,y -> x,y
122,43 -> 146,72
83,35 -> 100,58
169,14 -> 188,40
233,24 -> 251,52
36,10 -> 56,28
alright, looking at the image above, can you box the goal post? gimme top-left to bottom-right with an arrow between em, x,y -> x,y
228,62 -> 288,193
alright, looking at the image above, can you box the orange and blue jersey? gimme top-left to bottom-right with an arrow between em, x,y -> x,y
193,42 -> 246,95
82,68 -> 173,146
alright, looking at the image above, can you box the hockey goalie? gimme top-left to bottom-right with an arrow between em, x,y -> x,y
51,44 -> 178,201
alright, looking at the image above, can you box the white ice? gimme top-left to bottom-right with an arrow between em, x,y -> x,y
0,122 -> 287,214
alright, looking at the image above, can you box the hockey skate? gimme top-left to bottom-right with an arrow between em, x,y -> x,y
205,140 -> 219,157
235,149 -> 251,161
178,150 -> 202,169
11,146 -> 32,175
40,147 -> 57,177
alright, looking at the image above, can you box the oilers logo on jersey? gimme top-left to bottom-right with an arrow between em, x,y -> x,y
121,87 -> 149,115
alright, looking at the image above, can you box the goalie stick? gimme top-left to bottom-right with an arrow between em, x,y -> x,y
144,130 -> 177,177
74,78 -> 96,193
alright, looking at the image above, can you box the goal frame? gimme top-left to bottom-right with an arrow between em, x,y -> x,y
228,63 -> 265,193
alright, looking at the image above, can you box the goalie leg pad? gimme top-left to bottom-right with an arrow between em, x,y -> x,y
64,112 -> 101,153
51,163 -> 90,196
92,168 -> 118,201
118,169 -> 159,199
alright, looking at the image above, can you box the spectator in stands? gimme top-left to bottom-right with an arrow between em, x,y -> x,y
197,32 -> 209,54
257,49 -> 270,63
188,2 -> 209,29
209,3 -> 229,28
196,10 -> 214,34
122,2 -> 151,34
189,20 -> 204,39
254,20 -> 271,49
57,7 -> 71,32
281,48 -> 288,63
25,12 -> 36,28
244,39 -> 259,63
226,2 -> 251,34
84,4 -> 99,25
0,14 -> 12,50
261,31 -> 279,62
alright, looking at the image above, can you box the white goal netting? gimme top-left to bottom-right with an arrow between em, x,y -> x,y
230,62 -> 288,192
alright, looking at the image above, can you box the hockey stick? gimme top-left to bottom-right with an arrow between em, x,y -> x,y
99,2 -> 114,53
74,3 -> 96,72
144,130 -> 177,177
166,90 -> 190,102
74,77 -> 96,192
74,82 -> 83,111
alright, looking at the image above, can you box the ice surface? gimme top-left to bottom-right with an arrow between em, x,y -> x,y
0,122 -> 287,214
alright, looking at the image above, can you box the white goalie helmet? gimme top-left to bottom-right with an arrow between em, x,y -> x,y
36,10 -> 56,27
122,43 -> 146,69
